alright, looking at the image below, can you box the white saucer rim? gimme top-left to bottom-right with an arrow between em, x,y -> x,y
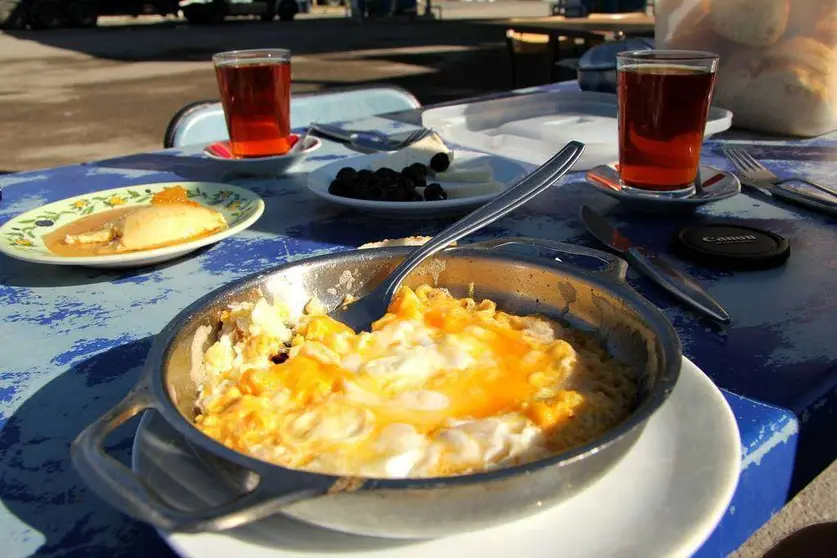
203,136 -> 322,162
588,165 -> 741,206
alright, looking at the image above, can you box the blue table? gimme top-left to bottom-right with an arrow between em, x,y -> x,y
1,81 -> 835,557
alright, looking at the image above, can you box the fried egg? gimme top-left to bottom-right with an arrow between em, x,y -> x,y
194,285 -> 636,478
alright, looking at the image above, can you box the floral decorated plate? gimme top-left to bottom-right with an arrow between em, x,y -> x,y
0,181 -> 264,269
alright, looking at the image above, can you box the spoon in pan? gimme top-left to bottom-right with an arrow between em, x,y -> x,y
328,140 -> 586,333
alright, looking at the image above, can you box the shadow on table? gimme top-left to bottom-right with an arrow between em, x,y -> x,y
763,523 -> 837,558
277,209 -> 462,248
0,17 -> 508,64
0,337 -> 174,557
85,153 -> 228,182
0,245 -> 213,289
268,180 -> 620,250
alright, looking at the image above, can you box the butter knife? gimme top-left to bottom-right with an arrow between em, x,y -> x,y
580,205 -> 731,324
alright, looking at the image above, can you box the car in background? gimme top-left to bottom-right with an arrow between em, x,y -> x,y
179,0 -> 305,23
0,0 -> 180,29
0,0 -> 305,29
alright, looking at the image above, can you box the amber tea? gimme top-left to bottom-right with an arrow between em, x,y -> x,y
617,52 -> 718,192
214,50 -> 292,158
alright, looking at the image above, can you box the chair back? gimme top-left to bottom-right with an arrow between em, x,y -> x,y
163,85 -> 421,148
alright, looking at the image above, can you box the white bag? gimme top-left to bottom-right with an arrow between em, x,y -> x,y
656,0 -> 837,137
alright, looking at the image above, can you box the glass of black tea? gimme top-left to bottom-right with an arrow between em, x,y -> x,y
616,50 -> 719,193
214,49 -> 292,158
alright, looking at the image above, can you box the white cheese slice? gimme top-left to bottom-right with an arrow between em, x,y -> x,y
433,162 -> 494,183
370,132 -> 452,171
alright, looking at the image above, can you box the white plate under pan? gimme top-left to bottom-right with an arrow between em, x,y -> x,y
132,357 -> 741,558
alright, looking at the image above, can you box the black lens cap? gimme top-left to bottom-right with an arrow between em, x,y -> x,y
674,223 -> 790,270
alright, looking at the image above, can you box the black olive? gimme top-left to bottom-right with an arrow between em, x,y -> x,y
412,177 -> 427,189
402,166 -> 425,181
396,176 -> 415,190
348,178 -> 368,198
351,182 -> 370,199
412,191 -> 424,202
424,183 -> 447,201
362,185 -> 387,201
335,167 -> 358,182
384,186 -> 404,202
429,153 -> 451,173
366,174 -> 385,188
357,169 -> 374,180
373,168 -> 394,179
400,168 -> 416,181
350,174 -> 369,187
410,162 -> 429,177
270,353 -> 289,364
329,180 -> 352,197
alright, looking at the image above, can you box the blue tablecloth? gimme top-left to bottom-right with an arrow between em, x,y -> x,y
1,81 -> 835,557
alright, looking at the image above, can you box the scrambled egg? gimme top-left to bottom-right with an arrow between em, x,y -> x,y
194,285 -> 636,478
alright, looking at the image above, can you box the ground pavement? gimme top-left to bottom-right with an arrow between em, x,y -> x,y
0,0 -> 548,172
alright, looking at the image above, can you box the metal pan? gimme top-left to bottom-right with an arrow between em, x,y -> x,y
72,237 -> 681,539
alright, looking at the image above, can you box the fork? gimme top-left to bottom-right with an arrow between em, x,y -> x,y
350,127 -> 433,152
310,123 -> 432,152
723,147 -> 837,198
328,140 -> 586,333
723,147 -> 837,217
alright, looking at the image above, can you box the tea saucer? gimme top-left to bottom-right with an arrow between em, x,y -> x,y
203,135 -> 322,176
585,163 -> 740,213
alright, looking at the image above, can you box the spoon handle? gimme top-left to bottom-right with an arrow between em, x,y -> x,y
378,141 -> 585,301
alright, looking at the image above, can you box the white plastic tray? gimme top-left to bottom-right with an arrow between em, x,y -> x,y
422,90 -> 733,170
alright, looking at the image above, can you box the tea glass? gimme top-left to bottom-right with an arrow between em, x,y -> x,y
616,50 -> 719,195
213,49 -> 293,158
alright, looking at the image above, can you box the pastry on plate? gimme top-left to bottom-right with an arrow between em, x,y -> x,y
57,187 -> 228,255
64,204 -> 227,253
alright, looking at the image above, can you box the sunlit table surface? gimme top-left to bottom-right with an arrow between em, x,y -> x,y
2,81 -> 837,557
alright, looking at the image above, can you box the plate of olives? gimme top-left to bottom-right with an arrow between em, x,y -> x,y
306,149 -> 531,218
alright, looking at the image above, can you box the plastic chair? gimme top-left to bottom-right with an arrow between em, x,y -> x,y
163,85 -> 422,149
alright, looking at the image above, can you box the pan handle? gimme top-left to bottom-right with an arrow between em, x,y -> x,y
470,237 -> 628,283
71,376 -> 335,533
